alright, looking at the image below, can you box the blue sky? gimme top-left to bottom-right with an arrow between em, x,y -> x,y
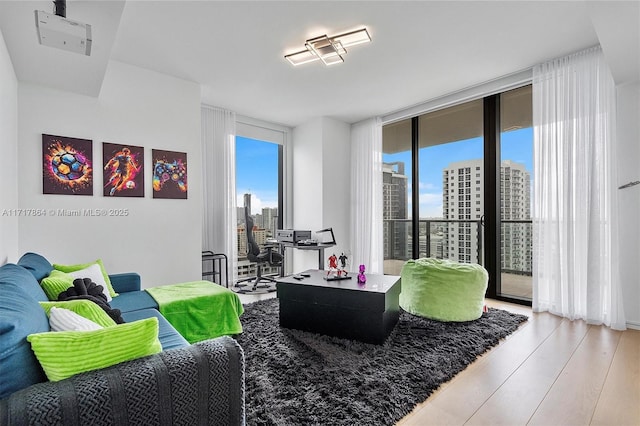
383,127 -> 533,217
236,128 -> 532,218
236,136 -> 279,214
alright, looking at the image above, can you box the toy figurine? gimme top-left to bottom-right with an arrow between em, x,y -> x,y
339,252 -> 348,269
328,253 -> 338,276
357,264 -> 366,284
338,252 -> 348,277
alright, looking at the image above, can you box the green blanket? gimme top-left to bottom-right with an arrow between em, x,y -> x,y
146,281 -> 243,344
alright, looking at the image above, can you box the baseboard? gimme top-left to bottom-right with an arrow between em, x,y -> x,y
626,320 -> 640,330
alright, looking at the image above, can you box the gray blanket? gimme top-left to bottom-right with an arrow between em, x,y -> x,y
0,336 -> 245,426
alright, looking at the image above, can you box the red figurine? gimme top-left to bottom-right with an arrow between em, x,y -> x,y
328,253 -> 338,276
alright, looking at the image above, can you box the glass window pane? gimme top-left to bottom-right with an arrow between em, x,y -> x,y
417,99 -> 484,265
235,136 -> 280,281
382,119 -> 412,275
499,85 -> 533,300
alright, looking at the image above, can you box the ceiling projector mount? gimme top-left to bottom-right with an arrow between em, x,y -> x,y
35,0 -> 92,56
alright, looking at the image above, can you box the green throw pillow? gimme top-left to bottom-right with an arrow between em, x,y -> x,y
27,317 -> 161,382
53,259 -> 117,297
40,300 -> 117,328
40,270 -> 75,301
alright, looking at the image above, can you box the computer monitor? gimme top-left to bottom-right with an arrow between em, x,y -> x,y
316,228 -> 336,245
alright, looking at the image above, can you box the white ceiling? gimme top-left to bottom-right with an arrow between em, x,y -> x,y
0,1 -> 638,128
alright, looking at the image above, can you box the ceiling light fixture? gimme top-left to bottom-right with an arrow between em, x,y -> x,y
285,28 -> 371,66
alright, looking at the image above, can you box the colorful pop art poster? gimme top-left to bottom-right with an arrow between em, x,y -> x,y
102,142 -> 144,197
42,134 -> 93,195
152,149 -> 187,199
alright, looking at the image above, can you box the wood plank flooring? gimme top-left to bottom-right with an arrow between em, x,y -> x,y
236,291 -> 639,426
398,300 -> 640,426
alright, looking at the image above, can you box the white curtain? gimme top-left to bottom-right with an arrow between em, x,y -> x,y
201,105 -> 238,285
350,117 -> 384,274
532,46 -> 626,330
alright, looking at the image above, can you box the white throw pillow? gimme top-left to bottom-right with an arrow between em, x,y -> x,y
67,263 -> 112,302
49,307 -> 103,332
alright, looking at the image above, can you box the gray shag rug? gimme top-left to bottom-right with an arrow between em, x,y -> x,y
237,298 -> 528,426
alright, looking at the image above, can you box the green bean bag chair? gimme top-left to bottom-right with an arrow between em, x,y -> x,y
400,258 -> 488,322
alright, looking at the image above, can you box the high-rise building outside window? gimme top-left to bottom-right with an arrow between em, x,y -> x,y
382,84 -> 533,305
235,136 -> 280,280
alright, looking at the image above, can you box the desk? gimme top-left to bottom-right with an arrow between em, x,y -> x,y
278,243 -> 335,276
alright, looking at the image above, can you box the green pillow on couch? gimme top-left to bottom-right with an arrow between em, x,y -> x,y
27,317 -> 161,382
40,270 -> 76,301
53,259 -> 118,298
40,300 -> 117,328
41,266 -> 115,302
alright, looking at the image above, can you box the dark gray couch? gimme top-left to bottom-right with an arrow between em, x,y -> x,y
0,253 -> 245,425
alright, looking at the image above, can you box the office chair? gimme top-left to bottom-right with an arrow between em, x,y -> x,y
236,205 -> 282,291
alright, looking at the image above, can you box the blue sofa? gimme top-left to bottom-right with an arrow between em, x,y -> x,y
0,253 -> 245,425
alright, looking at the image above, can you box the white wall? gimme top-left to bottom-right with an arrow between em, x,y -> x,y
616,81 -> 640,328
321,117 -> 352,260
291,117 -> 351,273
17,61 -> 202,288
291,118 -> 324,272
0,29 -> 18,265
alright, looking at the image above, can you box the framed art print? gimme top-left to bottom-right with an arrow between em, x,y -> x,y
152,149 -> 187,199
103,142 -> 144,197
42,134 -> 93,195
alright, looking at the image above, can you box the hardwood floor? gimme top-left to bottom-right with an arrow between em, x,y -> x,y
236,291 -> 639,426
397,300 -> 640,426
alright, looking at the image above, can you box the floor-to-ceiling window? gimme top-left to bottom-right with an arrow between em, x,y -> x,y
417,99 -> 484,267
499,85 -> 533,300
235,136 -> 282,280
382,84 -> 533,305
381,119 -> 412,275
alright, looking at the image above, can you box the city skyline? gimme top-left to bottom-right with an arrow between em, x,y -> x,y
382,127 -> 533,218
383,155 -> 532,275
236,136 -> 279,215
236,128 -> 533,220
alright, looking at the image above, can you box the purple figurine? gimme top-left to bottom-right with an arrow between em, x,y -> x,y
357,264 -> 366,284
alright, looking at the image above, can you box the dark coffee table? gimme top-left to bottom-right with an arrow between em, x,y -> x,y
276,269 -> 401,344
